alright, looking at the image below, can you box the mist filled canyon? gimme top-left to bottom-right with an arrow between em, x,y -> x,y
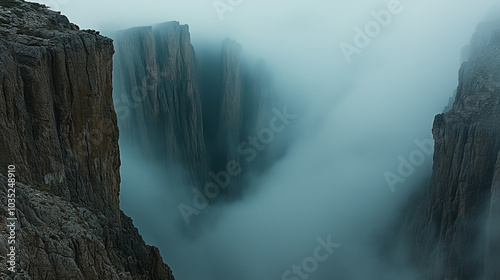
1,0 -> 500,279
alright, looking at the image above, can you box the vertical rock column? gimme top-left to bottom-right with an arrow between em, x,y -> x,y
217,38 -> 243,181
113,22 -> 210,188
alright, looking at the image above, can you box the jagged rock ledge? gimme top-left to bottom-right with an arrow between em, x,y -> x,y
0,174 -> 173,279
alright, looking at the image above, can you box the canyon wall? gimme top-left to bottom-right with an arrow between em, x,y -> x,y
0,1 -> 174,279
112,23 -> 276,196
113,23 -> 210,186
402,20 -> 500,280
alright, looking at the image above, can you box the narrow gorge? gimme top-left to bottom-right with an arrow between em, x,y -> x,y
0,1 -> 499,279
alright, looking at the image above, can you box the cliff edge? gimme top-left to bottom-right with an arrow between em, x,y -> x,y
402,20 -> 500,280
0,1 -> 174,279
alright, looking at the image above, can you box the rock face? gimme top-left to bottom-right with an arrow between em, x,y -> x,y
112,24 -> 276,195
217,38 -> 243,176
402,20 -> 500,280
0,1 -> 174,279
113,23 -> 209,186
0,176 -> 173,280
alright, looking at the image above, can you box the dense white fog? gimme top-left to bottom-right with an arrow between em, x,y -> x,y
31,0 -> 498,279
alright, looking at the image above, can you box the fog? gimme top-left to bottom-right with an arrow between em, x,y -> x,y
33,0 -> 498,279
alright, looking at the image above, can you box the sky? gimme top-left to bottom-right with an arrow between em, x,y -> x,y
29,0 -> 499,279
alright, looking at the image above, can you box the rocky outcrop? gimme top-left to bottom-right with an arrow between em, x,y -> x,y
0,1 -> 174,278
215,40 -> 275,177
402,20 -> 500,280
217,38 -> 243,172
112,24 -> 276,196
113,22 -> 210,187
0,175 -> 173,279
243,59 -> 275,136
0,1 -> 119,220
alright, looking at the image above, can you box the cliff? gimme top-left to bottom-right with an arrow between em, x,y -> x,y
113,23 -> 276,196
217,38 -> 243,177
113,23 -> 210,186
0,1 -> 174,279
402,20 -> 500,280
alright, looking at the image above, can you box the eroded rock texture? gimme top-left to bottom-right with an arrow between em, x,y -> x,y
112,23 -> 276,196
0,176 -> 173,280
402,20 -> 500,280
0,1 -> 174,279
113,23 -> 209,186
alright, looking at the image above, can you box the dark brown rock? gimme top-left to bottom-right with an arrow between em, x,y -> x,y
0,2 -> 119,219
0,1 -> 174,279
